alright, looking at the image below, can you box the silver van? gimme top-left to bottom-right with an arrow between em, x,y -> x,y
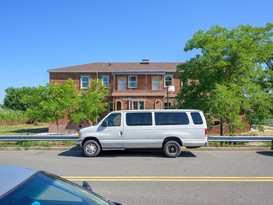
77,109 -> 208,158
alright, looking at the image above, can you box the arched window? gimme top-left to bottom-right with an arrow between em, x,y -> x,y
155,100 -> 162,109
116,101 -> 122,110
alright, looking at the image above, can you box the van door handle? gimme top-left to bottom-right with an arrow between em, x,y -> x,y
120,131 -> 123,136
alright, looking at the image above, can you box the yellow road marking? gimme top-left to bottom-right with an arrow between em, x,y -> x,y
62,176 -> 273,182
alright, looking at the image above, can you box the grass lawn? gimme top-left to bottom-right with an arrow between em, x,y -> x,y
0,123 -> 76,148
0,123 -> 48,135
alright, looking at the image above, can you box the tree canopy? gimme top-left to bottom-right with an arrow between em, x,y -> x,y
24,79 -> 78,133
2,86 -> 37,111
177,23 -> 273,135
3,78 -> 109,132
70,80 -> 109,125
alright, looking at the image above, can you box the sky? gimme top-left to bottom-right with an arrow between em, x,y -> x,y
1,0 -> 273,104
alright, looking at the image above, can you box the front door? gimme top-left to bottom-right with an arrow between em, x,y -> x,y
98,113 -> 123,149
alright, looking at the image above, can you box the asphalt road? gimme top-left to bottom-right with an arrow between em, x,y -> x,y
1,148 -> 273,205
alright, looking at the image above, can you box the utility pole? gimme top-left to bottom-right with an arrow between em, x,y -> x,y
167,85 -> 169,109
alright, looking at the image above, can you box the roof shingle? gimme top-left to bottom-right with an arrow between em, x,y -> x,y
48,62 -> 182,73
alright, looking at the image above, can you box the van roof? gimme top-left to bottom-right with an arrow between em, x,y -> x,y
111,109 -> 203,113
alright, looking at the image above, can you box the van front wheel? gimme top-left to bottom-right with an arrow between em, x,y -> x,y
163,141 -> 181,158
83,140 -> 101,157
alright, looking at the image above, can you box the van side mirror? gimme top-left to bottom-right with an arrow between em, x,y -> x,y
101,121 -> 108,127
82,181 -> 92,191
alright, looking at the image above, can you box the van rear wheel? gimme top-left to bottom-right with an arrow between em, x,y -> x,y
163,141 -> 181,158
83,140 -> 101,157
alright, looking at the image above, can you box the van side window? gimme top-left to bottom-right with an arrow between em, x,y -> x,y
103,113 -> 121,126
155,112 -> 189,125
126,113 -> 152,126
191,112 -> 203,124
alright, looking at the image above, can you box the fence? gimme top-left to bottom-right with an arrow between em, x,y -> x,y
0,135 -> 272,149
0,134 -> 78,141
207,136 -> 273,142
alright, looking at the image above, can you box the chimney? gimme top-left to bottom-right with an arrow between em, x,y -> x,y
140,59 -> 149,64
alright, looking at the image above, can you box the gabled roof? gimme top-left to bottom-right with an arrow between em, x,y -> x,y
48,62 -> 182,73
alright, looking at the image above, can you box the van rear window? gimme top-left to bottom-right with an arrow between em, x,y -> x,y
191,112 -> 203,124
126,113 -> 152,126
155,112 -> 189,125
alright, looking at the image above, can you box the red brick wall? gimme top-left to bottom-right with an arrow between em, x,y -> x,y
49,72 -> 181,133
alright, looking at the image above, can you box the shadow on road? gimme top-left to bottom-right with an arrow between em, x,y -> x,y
256,151 -> 273,157
58,148 -> 196,158
58,147 -> 83,157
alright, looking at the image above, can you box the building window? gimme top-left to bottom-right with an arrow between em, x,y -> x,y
81,76 -> 89,89
133,101 -> 144,110
128,76 -> 137,88
108,102 -> 114,112
102,76 -> 109,88
155,100 -> 162,109
164,102 -> 172,109
118,76 -> 126,90
152,76 -> 160,90
164,75 -> 173,87
116,101 -> 122,110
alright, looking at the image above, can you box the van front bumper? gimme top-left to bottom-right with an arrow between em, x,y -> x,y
77,140 -> 83,148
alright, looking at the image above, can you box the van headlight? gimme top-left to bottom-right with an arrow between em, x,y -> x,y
78,132 -> 81,138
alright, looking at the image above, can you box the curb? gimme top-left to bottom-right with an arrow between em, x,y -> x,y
0,146 -> 79,151
0,146 -> 271,151
191,147 -> 272,151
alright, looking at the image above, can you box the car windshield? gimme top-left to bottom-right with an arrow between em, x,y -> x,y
0,171 -> 112,205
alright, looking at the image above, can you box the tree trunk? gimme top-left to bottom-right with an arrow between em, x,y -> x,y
56,119 -> 59,134
220,118 -> 224,136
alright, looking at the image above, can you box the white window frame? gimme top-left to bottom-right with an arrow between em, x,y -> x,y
164,75 -> 173,87
152,76 -> 160,90
128,76 -> 137,88
117,76 -> 127,90
102,75 -> 109,88
81,76 -> 90,89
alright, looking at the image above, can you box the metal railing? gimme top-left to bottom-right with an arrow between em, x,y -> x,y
208,136 -> 273,142
0,134 -> 78,141
0,135 -> 272,149
209,136 -> 273,149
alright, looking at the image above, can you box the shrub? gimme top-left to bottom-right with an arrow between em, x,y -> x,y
0,109 -> 28,126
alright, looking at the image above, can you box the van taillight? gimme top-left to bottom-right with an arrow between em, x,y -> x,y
205,129 -> 209,136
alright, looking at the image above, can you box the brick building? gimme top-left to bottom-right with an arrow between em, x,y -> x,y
48,60 -> 182,133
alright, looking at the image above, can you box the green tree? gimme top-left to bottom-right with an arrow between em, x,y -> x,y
25,79 -> 78,133
177,23 -> 273,135
70,80 -> 108,125
209,84 -> 244,135
2,87 -> 37,111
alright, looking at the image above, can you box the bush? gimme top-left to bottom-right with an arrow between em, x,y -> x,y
0,109 -> 29,126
